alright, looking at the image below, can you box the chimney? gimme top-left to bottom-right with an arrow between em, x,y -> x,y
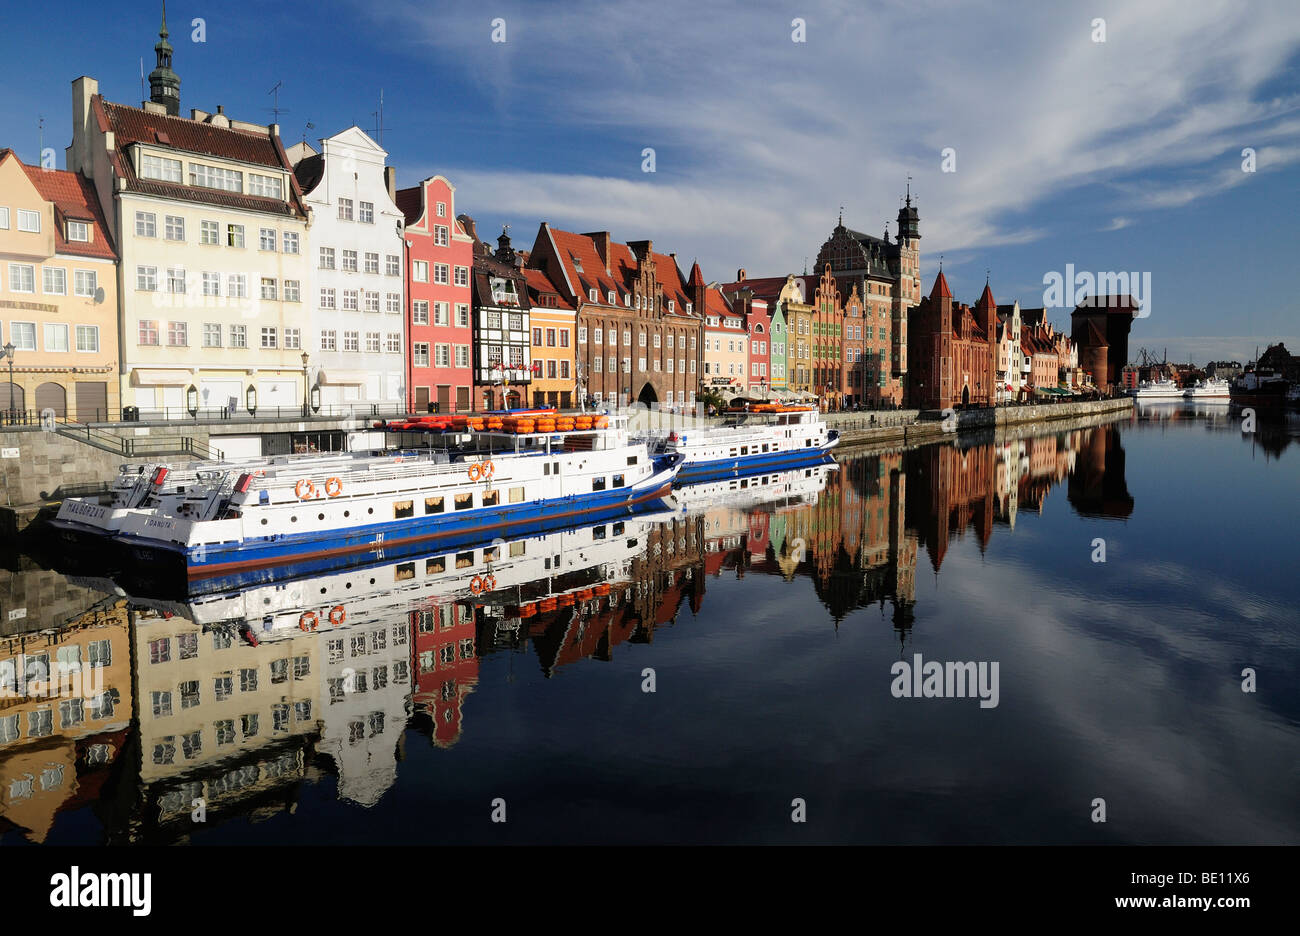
737,268 -> 746,282
68,76 -> 99,175
583,231 -> 612,273
384,166 -> 397,203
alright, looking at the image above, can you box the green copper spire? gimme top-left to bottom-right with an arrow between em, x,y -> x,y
149,2 -> 181,115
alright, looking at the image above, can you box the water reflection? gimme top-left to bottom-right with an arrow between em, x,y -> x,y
2,408 -> 1289,843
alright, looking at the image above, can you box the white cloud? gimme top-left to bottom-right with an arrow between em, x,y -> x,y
374,0 -> 1300,281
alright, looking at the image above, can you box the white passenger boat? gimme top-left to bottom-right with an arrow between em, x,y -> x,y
1129,379 -> 1183,400
50,412 -> 682,581
648,404 -> 838,482
1182,378 -> 1230,400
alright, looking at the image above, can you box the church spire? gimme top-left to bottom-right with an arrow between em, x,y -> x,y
148,2 -> 181,115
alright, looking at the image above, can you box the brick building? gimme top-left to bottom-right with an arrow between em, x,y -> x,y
1071,295 -> 1138,392
907,271 -> 997,410
525,225 -> 703,409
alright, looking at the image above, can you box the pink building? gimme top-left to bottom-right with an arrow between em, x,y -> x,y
397,176 -> 474,412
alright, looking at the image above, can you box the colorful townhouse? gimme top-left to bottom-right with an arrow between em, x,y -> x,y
522,267 -> 577,407
701,288 -> 747,400
396,175 -> 473,412
841,281 -> 866,407
809,265 -> 844,406
995,301 -> 1024,402
719,270 -> 777,397
525,225 -> 703,410
0,150 -> 119,421
290,127 -> 406,409
463,220 -> 531,410
67,49 -> 314,416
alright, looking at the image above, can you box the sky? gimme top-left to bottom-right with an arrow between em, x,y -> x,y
2,0 -> 1297,364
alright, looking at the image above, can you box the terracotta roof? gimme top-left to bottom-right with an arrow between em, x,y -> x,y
7,151 -> 116,260
930,270 -> 952,300
99,97 -> 307,218
522,268 -> 574,310
718,275 -> 791,301
976,283 -> 996,309
704,286 -> 732,318
687,260 -> 705,288
543,227 -> 698,316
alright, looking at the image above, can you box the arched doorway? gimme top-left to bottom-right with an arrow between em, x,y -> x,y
961,385 -> 970,407
637,382 -> 658,407
0,382 -> 24,415
36,382 -> 67,418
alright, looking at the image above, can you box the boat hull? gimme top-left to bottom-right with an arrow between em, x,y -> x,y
674,438 -> 838,483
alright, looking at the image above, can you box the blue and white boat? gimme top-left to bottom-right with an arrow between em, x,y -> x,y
50,413 -> 681,581
650,404 -> 838,483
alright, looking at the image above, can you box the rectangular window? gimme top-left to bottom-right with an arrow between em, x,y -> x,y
434,225 -> 449,246
412,260 -> 428,282
394,500 -> 414,519
200,219 -> 220,245
229,324 -> 247,348
140,153 -> 183,182
338,197 -> 354,221
343,331 -> 359,352
285,327 -> 301,349
365,290 -> 380,313
138,320 -> 159,345
190,163 -> 243,192
259,227 -> 277,250
454,266 -> 469,287
592,476 -> 606,491
434,264 -> 449,285
76,324 -> 99,352
226,224 -> 245,248
359,201 -> 374,223
365,331 -> 380,353
74,269 -> 97,297
388,293 -> 402,313
43,267 -> 67,295
261,326 -> 277,349
386,254 -> 400,276
203,323 -> 222,347
284,280 -> 301,302
435,344 -> 450,368
44,323 -> 69,352
424,496 -> 444,514
320,246 -> 335,269
364,251 -> 379,274
342,249 -> 358,272
227,274 -> 247,298
342,289 -> 358,311
454,493 -> 473,511
248,174 -> 282,199
167,321 -> 188,347
136,265 -> 158,291
413,301 -> 429,325
455,345 -> 469,367
320,330 -> 336,351
320,287 -> 336,309
387,333 -> 402,353
167,267 -> 186,293
283,231 -> 300,253
135,211 -> 156,237
164,215 -> 184,241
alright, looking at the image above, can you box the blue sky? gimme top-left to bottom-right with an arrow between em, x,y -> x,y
3,0 -> 1297,363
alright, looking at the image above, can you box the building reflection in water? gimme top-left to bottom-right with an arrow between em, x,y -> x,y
0,414 -> 1134,842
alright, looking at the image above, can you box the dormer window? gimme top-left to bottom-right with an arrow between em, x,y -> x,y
667,299 -> 675,312
685,302 -> 693,314
608,290 -> 617,304
140,153 -> 182,183
588,287 -> 599,303
67,220 -> 90,242
571,253 -> 584,273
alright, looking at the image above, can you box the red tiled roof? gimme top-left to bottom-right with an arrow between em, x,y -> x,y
704,286 -> 731,318
719,275 -> 792,301
687,260 -> 705,288
522,267 -> 574,310
544,227 -> 697,316
98,98 -> 307,218
977,283 -> 996,309
4,150 -> 116,260
930,270 -> 952,300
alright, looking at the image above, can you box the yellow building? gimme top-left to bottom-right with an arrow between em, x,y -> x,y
523,269 -> 576,407
0,149 -> 120,421
0,604 -> 133,842
784,279 -> 814,394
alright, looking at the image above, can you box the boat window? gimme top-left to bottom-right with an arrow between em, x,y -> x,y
741,446 -> 748,455
454,492 -> 473,510
805,439 -> 812,447
627,456 -> 638,466
482,490 -> 499,507
426,557 -> 446,574
612,522 -> 624,535
543,463 -> 550,475
395,562 -> 415,582
593,525 -> 607,539
729,449 -> 738,457
510,541 -> 526,557
592,477 -> 606,491
612,474 -> 625,488
484,545 -> 500,562
509,486 -> 525,503
762,444 -> 769,452
394,500 -> 414,519
455,551 -> 474,569
425,496 -> 444,514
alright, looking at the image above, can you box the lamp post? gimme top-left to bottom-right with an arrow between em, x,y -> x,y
1,341 -> 15,423
301,351 -> 311,418
760,377 -> 767,401
186,384 -> 199,418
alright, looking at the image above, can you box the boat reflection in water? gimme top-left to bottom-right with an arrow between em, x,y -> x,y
1,417 -> 1136,843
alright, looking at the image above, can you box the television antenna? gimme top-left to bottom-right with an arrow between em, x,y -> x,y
267,80 -> 290,123
371,89 -> 392,146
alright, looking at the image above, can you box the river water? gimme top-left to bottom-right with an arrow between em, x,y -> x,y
2,404 -> 1296,844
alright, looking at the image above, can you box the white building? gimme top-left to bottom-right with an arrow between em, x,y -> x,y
290,128 -> 405,409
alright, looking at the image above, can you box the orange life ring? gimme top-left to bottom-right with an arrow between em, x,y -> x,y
295,479 -> 315,499
468,463 -> 482,482
481,460 -> 494,480
470,575 -> 484,595
482,573 -> 496,591
328,605 -> 346,626
324,477 -> 342,497
299,611 -> 319,631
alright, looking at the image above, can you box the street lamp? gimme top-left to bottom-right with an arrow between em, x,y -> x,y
760,377 -> 767,400
0,341 -> 15,423
246,384 -> 257,417
301,351 -> 311,418
186,384 -> 199,418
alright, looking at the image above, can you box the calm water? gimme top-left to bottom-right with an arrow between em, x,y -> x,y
3,404 -> 1297,845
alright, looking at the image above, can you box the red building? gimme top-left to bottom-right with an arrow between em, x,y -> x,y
411,600 -> 479,748
907,272 -> 997,410
396,176 -> 474,412
720,270 -> 773,397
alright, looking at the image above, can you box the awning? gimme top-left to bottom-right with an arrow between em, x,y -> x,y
132,369 -> 192,387
317,369 -> 370,386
